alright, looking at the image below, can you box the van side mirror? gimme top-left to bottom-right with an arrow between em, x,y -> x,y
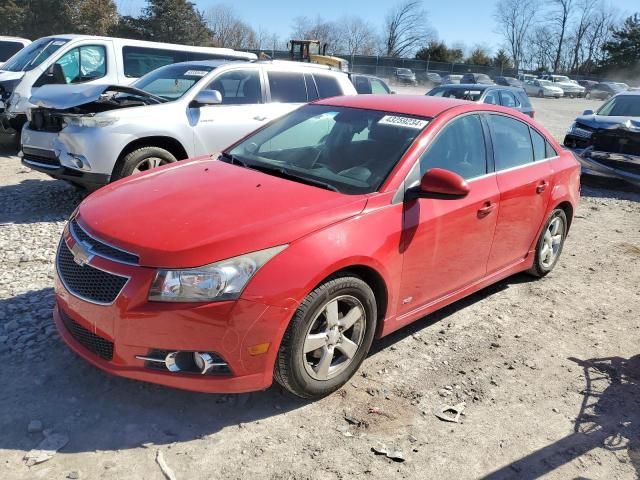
582,109 -> 594,115
191,90 -> 222,107
407,168 -> 470,200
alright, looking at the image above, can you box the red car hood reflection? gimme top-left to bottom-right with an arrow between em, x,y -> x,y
77,159 -> 368,268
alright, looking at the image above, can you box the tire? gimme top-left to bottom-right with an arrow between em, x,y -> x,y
112,146 -> 177,181
538,89 -> 544,98
527,208 -> 568,277
585,92 -> 591,100
274,275 -> 377,399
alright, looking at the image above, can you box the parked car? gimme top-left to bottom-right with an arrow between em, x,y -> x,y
350,74 -> 392,94
518,73 -> 537,83
21,60 -> 357,190
52,94 -> 580,399
523,79 -> 564,98
537,74 -> 585,98
441,74 -> 463,85
390,68 -> 417,85
585,82 -> 625,100
460,73 -> 494,85
614,82 -> 630,91
0,34 -> 256,146
416,71 -> 442,87
495,76 -> 523,88
564,91 -> 640,187
426,84 -> 534,117
0,36 -> 30,68
577,80 -> 598,90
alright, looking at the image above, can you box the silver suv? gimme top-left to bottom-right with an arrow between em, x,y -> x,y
21,60 -> 356,189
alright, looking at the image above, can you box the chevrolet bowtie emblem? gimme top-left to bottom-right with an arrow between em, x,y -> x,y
70,240 -> 94,266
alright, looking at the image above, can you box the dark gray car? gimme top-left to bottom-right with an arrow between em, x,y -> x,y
350,74 -> 393,94
426,84 -> 534,118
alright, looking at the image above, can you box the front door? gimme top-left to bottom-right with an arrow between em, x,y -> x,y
398,114 -> 500,315
485,114 -> 553,273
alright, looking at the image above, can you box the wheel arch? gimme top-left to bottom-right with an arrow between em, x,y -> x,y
116,136 -> 189,172
555,200 -> 574,232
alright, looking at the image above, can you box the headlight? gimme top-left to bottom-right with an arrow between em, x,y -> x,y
148,245 -> 287,302
62,115 -> 118,128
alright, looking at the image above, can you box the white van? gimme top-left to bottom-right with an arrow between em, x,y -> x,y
0,34 -> 256,142
0,36 -> 31,68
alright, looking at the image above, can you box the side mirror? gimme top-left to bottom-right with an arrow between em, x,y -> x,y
582,109 -> 594,115
408,168 -> 470,200
191,90 -> 222,107
390,90 -> 396,94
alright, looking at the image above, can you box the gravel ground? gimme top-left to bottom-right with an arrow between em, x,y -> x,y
1,97 -> 639,480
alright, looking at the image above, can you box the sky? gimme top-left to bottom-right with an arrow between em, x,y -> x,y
115,0 -> 640,53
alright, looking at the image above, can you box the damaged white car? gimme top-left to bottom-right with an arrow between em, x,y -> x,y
21,59 -> 357,190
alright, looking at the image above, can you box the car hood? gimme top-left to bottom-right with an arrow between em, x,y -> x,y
30,84 -> 163,111
575,114 -> 640,130
0,70 -> 25,82
76,158 -> 369,268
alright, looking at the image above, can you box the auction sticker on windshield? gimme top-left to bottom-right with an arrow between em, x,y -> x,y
184,70 -> 209,77
378,116 -> 429,129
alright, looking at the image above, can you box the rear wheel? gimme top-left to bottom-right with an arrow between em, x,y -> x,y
274,275 -> 377,399
112,146 -> 177,181
538,89 -> 544,98
585,92 -> 591,100
528,209 -> 568,277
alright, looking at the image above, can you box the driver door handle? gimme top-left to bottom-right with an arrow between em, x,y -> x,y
536,180 -> 549,193
477,202 -> 496,217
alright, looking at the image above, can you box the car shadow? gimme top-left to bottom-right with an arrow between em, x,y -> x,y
481,354 -> 640,479
0,288 -> 307,455
580,177 -> 640,202
0,178 -> 84,224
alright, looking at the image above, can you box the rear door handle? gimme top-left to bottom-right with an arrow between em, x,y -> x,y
477,202 -> 496,217
253,116 -> 268,121
536,181 -> 549,193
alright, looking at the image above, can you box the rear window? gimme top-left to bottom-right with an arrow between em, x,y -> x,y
0,41 -> 26,62
122,46 -> 236,78
489,114 -> 534,170
314,74 -> 342,98
427,87 -> 483,101
268,71 -> 308,103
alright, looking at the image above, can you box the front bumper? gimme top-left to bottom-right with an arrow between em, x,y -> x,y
568,147 -> 640,187
53,231 -> 293,393
22,155 -> 110,190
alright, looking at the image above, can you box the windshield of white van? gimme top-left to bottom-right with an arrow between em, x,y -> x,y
1,38 -> 69,72
132,63 -> 216,100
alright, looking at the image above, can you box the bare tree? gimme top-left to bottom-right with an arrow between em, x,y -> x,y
568,0 -> 597,72
548,0 -> 573,72
290,15 -> 343,53
205,4 -> 256,49
493,0 -> 539,70
335,16 -> 376,56
583,2 -> 618,71
383,0 -> 433,57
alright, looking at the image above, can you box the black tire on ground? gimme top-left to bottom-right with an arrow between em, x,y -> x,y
111,146 -> 177,181
274,275 -> 377,399
527,208 -> 568,278
585,92 -> 591,100
538,90 -> 544,98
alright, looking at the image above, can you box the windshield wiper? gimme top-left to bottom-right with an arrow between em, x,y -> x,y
219,151 -> 250,167
248,163 -> 340,192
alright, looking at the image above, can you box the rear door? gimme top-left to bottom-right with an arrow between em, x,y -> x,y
398,113 -> 500,313
486,114 -> 553,273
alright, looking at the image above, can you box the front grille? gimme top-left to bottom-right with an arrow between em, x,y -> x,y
70,220 -> 139,265
60,309 -> 114,361
22,146 -> 60,167
57,240 -> 128,305
29,108 -> 64,132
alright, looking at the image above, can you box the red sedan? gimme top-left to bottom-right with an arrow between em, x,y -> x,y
54,95 -> 580,399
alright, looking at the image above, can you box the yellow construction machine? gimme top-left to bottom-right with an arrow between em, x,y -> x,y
288,40 -> 349,72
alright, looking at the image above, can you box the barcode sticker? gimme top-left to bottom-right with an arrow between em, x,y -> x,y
184,70 -> 209,77
378,116 -> 429,129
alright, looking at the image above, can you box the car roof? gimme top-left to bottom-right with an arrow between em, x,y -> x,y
316,94 -> 470,117
433,84 -> 522,92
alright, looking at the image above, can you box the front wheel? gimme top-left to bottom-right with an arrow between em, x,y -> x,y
538,89 -> 545,98
274,275 -> 377,399
527,209 -> 568,277
112,146 -> 177,181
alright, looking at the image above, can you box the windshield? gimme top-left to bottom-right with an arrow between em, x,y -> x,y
427,87 -> 482,101
397,69 -> 413,75
537,80 -> 552,86
133,63 -> 215,100
597,95 -> 640,117
477,74 -> 492,83
226,104 -> 428,194
1,37 -> 68,72
554,76 -> 571,82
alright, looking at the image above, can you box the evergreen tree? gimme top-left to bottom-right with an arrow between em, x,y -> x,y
601,14 -> 640,75
0,0 -> 25,36
142,0 -> 212,45
67,0 -> 119,36
492,49 -> 513,69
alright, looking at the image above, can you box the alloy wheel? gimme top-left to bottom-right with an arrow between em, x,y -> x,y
133,156 -> 168,174
540,216 -> 565,268
302,295 -> 366,381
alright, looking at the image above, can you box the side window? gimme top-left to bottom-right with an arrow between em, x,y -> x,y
545,140 -> 558,158
370,78 -> 390,94
489,114 -> 534,170
268,71 -> 307,103
207,69 -> 261,105
499,90 -> 520,108
53,45 -> 107,84
122,46 -> 184,78
530,127 -> 546,160
354,76 -> 372,94
484,90 -> 500,105
418,114 -> 487,180
314,74 -> 342,98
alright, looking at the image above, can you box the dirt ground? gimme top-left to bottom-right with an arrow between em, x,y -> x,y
0,96 -> 639,480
